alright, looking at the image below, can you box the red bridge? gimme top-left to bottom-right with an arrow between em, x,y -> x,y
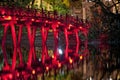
0,6 -> 90,80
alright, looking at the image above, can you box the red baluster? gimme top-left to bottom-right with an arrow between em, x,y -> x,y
26,23 -> 33,68
10,22 -> 17,70
44,28 -> 48,59
17,25 -> 23,66
26,23 -> 37,68
32,27 -> 37,61
52,21 -> 59,60
41,26 -> 48,64
2,24 -> 9,70
75,29 -> 80,55
27,22 -> 37,67
64,28 -> 69,59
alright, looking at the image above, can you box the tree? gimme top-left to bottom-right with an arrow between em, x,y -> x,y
43,0 -> 70,14
90,0 -> 120,79
0,0 -> 33,7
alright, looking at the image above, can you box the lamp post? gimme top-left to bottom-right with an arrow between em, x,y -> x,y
82,1 -> 87,79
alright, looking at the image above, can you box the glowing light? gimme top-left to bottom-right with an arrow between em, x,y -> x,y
52,55 -> 54,59
58,49 -> 63,55
68,24 -> 72,29
45,20 -> 48,23
109,77 -> 113,80
31,18 -> 35,21
32,69 -> 36,74
58,63 -> 61,68
79,26 -> 82,29
39,58 -> 41,61
8,74 -> 13,79
58,22 -> 61,24
17,72 -> 20,77
46,66 -> 49,71
105,0 -> 111,1
16,18 -> 18,20
4,16 -> 12,20
53,28 -> 56,32
79,55 -> 83,60
69,58 -> 73,64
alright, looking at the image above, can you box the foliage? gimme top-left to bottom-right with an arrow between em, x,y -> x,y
44,0 -> 70,14
0,0 -> 82,14
0,0 -> 33,8
89,1 -> 120,79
